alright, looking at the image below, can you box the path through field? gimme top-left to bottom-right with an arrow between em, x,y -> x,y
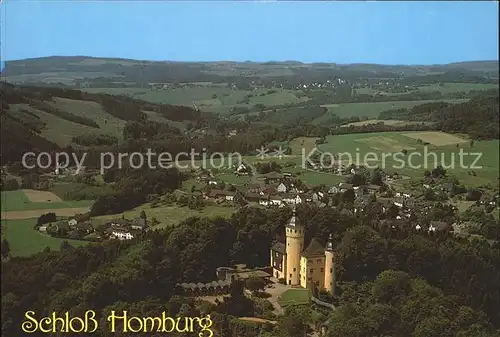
2,207 -> 91,220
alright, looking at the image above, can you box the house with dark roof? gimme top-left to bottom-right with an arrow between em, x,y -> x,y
270,242 -> 286,279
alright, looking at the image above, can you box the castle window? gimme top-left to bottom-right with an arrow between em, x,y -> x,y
317,259 -> 321,263
293,268 -> 296,272
320,268 -> 324,272
330,268 -> 333,273
310,269 -> 313,274
289,274 -> 292,278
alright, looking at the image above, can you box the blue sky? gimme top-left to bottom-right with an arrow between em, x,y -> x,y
1,1 -> 499,65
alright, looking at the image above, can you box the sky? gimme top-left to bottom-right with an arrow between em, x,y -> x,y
1,1 -> 499,66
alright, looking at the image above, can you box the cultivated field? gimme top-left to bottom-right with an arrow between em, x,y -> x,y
402,131 -> 468,146
22,189 -> 63,203
289,137 -> 320,156
318,132 -> 499,186
1,190 -> 93,213
2,207 -> 91,220
356,136 -> 416,153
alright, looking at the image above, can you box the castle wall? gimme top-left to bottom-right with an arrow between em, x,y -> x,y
300,256 -> 325,290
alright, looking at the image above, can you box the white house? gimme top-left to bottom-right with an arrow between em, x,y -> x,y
277,183 -> 287,193
225,194 -> 235,202
283,194 -> 302,205
312,191 -> 324,202
111,230 -> 134,240
259,199 -> 270,206
235,163 -> 249,174
208,180 -> 218,185
270,196 -> 283,206
68,219 -> 78,227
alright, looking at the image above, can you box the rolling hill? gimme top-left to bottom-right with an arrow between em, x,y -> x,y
0,82 -> 209,164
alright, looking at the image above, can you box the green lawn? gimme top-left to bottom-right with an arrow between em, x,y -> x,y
278,288 -> 310,307
217,173 -> 252,186
2,218 -> 90,257
1,190 -> 93,212
297,170 -> 345,186
93,204 -> 236,229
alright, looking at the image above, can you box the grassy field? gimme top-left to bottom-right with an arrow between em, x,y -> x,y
289,137 -> 319,156
1,190 -> 93,212
318,132 -> 499,186
9,104 -> 101,146
51,98 -> 127,138
84,87 -> 307,115
94,204 -> 236,229
2,218 -> 90,257
298,170 -> 345,185
314,99 -> 469,122
278,288 -> 310,307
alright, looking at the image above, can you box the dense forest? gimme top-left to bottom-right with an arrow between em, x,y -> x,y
2,205 -> 499,337
379,90 -> 500,139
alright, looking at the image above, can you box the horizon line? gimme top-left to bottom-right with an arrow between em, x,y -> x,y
4,55 -> 499,67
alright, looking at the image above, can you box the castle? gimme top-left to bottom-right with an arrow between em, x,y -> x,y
270,208 -> 336,293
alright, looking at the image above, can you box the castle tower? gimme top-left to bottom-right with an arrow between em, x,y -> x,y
285,207 -> 304,286
324,234 -> 336,294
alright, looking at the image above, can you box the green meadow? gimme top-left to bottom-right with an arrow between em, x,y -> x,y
93,204 -> 236,229
316,132 -> 499,186
2,218 -> 90,257
315,99 -> 469,122
1,190 -> 93,212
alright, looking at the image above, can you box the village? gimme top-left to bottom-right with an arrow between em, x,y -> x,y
24,155 -> 499,246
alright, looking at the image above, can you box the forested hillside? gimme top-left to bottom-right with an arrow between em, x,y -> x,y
2,205 -> 499,337
379,89 -> 499,139
0,82 -> 211,164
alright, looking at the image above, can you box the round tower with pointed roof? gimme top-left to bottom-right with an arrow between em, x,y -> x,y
324,233 -> 336,294
285,206 -> 304,286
